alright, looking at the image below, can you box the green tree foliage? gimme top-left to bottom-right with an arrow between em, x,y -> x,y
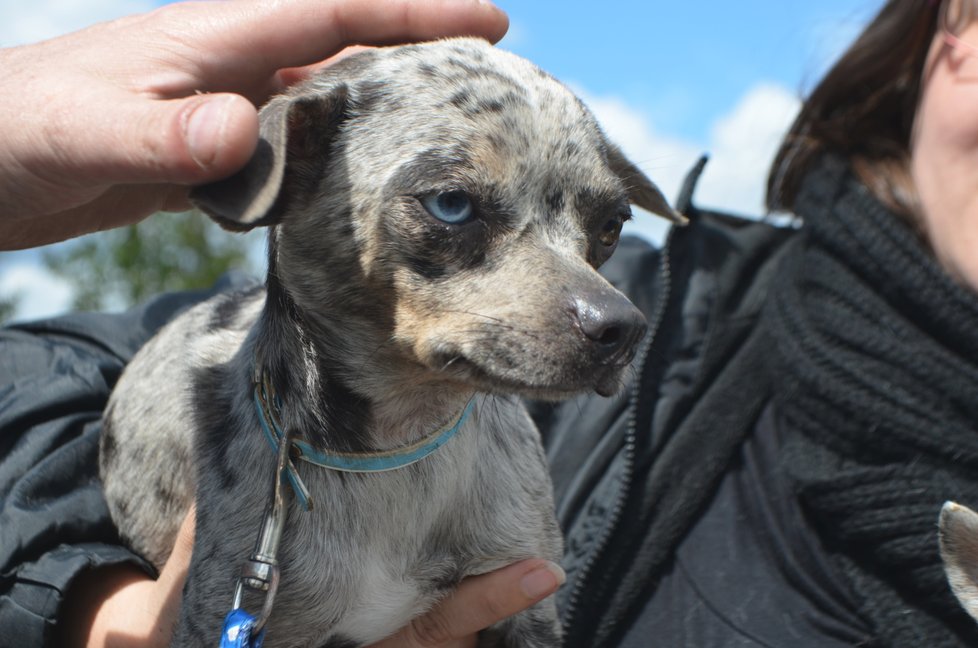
43,211 -> 259,312
0,293 -> 19,323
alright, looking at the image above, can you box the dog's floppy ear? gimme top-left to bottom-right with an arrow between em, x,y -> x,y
191,85 -> 349,231
606,143 -> 687,225
940,501 -> 978,623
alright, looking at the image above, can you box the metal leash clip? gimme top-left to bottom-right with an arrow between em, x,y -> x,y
219,371 -> 293,648
220,505 -> 283,647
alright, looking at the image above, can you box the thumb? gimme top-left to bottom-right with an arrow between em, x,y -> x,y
63,93 -> 260,187
177,94 -> 260,181
150,506 -> 196,641
159,506 -> 196,587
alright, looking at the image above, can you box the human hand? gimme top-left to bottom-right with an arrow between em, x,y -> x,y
58,506 -> 196,648
370,559 -> 566,648
60,503 -> 563,648
0,0 -> 508,250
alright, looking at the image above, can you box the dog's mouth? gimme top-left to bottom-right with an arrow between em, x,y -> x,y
431,350 -> 628,400
414,293 -> 645,400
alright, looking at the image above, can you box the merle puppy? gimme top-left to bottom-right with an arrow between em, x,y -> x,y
101,37 -> 683,647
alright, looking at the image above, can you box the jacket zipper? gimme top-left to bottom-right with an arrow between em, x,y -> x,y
562,226 -> 677,641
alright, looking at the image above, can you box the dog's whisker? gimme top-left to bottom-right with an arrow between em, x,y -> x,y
440,309 -> 509,324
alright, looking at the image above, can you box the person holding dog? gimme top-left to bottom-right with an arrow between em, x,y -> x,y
3,0 -> 978,646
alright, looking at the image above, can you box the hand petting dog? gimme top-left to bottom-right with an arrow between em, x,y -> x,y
0,0 -> 508,250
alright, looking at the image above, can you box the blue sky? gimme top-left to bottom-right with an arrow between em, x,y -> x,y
498,1 -> 875,143
0,0 -> 881,319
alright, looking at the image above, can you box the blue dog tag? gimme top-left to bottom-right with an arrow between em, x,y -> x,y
220,609 -> 265,648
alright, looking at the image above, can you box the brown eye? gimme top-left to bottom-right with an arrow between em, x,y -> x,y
598,217 -> 623,247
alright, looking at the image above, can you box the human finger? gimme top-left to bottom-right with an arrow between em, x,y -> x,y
273,45 -> 375,89
373,559 -> 565,647
164,506 -> 197,580
59,91 -> 256,181
148,506 -> 197,645
183,0 -> 509,89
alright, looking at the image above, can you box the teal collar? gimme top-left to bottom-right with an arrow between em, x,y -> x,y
281,399 -> 475,472
252,372 -> 475,510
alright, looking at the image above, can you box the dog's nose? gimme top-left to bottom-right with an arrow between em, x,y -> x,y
571,292 -> 647,360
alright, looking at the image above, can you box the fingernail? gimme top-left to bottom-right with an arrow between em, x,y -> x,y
186,96 -> 232,169
520,561 -> 566,599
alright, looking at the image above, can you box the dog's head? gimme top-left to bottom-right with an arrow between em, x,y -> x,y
192,38 -> 684,400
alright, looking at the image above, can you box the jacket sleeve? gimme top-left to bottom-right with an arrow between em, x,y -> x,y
0,275 -> 254,646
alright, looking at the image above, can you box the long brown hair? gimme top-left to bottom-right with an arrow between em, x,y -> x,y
767,0 -> 941,217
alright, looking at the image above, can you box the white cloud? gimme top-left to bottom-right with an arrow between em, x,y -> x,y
694,83 -> 801,215
0,263 -> 74,321
0,0 -> 156,46
580,82 -> 801,244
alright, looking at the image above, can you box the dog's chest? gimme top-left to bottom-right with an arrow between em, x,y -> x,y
263,403 -> 552,645
273,475 -> 466,644
312,556 -> 443,644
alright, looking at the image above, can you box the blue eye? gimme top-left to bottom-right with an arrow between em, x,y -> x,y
422,191 -> 474,224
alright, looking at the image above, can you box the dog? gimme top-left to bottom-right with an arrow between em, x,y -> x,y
100,37 -> 684,647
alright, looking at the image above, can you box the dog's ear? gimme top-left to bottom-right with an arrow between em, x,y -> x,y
940,502 -> 978,623
606,143 -> 687,225
190,85 -> 350,231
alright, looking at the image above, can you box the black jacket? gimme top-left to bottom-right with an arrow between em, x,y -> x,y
539,163 -> 830,647
546,156 -> 978,648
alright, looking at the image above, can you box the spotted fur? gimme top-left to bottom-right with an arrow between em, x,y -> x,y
101,38 -> 681,647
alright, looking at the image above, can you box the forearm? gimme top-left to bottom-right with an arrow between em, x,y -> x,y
57,509 -> 194,648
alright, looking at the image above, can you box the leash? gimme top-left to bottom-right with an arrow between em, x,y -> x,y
219,370 -> 291,648
219,366 -> 475,647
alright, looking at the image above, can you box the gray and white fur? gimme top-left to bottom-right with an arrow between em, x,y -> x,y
101,38 -> 683,647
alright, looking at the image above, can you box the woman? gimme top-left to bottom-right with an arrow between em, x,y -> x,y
545,0 -> 978,645
3,0 -> 977,646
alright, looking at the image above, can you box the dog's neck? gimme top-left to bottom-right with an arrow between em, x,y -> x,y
253,273 -> 474,454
